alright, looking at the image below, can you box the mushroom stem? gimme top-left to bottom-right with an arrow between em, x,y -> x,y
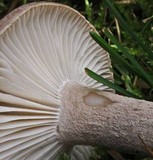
58,81 -> 153,154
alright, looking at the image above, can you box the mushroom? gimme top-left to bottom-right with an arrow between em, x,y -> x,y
0,2 -> 112,159
0,2 -> 153,160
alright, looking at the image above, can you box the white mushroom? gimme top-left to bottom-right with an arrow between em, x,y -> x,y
0,2 -> 153,160
0,2 -> 112,160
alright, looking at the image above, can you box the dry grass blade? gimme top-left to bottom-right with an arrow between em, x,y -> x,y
107,149 -> 125,160
115,0 -> 136,4
138,134 -> 153,157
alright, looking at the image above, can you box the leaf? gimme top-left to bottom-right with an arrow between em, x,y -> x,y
85,68 -> 141,99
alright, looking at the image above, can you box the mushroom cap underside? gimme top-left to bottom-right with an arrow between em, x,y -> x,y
0,2 -> 113,160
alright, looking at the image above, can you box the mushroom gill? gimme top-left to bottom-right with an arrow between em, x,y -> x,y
0,2 -> 113,160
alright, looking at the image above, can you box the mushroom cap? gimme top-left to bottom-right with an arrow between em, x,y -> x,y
0,2 -> 113,160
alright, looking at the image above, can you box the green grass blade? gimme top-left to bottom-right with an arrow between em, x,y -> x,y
103,28 -> 153,87
85,68 -> 141,99
90,32 -> 139,75
103,0 -> 153,59
84,0 -> 92,23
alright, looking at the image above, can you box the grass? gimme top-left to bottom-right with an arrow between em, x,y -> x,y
86,0 -> 153,101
